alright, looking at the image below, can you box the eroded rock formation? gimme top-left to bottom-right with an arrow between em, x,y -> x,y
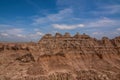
0,32 -> 120,80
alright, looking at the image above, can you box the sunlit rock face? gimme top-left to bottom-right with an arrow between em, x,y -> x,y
0,33 -> 120,80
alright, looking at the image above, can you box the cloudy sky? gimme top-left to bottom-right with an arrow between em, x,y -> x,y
0,0 -> 120,42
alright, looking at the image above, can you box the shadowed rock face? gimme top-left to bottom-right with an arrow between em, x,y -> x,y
16,53 -> 35,63
0,33 -> 120,80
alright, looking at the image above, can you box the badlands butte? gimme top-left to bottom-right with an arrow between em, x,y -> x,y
0,32 -> 120,80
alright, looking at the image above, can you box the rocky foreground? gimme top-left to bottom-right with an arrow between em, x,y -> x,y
0,32 -> 120,80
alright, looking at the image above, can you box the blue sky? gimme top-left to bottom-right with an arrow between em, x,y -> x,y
0,0 -> 120,42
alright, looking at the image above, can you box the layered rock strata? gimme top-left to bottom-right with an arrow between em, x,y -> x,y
0,32 -> 120,80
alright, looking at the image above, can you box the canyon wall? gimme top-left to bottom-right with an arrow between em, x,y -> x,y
0,32 -> 120,80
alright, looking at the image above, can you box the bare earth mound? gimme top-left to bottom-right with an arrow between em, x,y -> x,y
0,33 -> 120,80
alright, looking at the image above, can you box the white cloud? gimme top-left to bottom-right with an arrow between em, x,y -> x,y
27,31 -> 44,41
52,24 -> 85,30
48,9 -> 72,21
5,28 -> 24,35
0,23 -> 45,41
0,28 -> 26,40
105,5 -> 120,14
111,32 -> 120,35
92,5 -> 120,15
34,28 -> 40,31
117,28 -> 120,31
16,34 -> 26,38
33,29 -> 44,36
103,5 -> 120,14
25,0 -> 40,10
77,24 -> 85,27
86,17 -> 120,27
0,28 -> 24,36
0,27 -> 44,42
92,32 -> 103,35
36,32 -> 43,36
33,8 -> 73,25
92,32 -> 99,35
0,33 -> 9,37
29,31 -> 44,37
0,23 -> 27,41
0,24 -> 12,28
56,0 -> 84,9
